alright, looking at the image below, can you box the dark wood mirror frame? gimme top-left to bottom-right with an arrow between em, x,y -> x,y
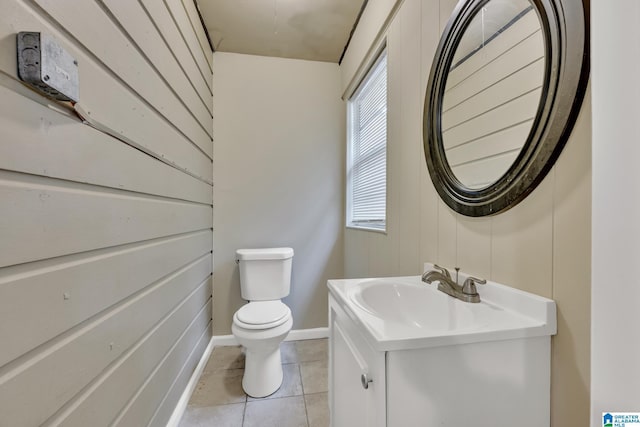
423,0 -> 589,217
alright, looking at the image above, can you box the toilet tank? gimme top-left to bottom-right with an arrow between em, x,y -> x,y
236,247 -> 294,301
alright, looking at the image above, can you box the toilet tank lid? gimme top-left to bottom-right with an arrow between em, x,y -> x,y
236,247 -> 294,261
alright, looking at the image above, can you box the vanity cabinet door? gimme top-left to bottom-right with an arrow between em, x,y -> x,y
330,305 -> 385,427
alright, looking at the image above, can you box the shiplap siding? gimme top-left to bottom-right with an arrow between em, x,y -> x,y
341,0 -> 592,425
441,9 -> 544,188
0,0 -> 213,426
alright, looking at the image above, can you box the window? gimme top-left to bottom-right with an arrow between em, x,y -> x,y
347,50 -> 387,231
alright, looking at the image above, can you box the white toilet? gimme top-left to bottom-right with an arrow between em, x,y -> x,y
232,247 -> 294,398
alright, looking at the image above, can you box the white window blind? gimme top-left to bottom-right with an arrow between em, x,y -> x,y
347,50 -> 387,231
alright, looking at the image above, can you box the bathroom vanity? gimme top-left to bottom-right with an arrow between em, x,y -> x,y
327,273 -> 557,426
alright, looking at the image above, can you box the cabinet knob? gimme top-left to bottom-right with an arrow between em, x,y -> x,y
361,373 -> 373,389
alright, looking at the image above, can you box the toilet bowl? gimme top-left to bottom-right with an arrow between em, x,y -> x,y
231,301 -> 293,397
231,248 -> 294,398
232,301 -> 293,397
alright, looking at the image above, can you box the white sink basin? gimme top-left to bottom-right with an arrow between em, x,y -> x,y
328,274 -> 556,351
350,279 -> 477,331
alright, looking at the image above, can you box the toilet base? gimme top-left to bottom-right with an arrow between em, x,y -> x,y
243,346 -> 283,398
232,316 -> 293,398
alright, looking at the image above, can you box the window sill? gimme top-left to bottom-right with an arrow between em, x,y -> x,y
346,224 -> 387,235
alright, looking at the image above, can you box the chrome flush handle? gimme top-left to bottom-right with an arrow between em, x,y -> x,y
361,373 -> 373,389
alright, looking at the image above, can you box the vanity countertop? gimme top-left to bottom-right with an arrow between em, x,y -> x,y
327,274 -> 557,352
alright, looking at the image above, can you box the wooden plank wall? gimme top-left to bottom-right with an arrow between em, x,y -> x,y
441,9 -> 544,188
0,0 -> 213,426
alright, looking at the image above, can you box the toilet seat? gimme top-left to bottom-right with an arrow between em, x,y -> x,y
233,301 -> 291,330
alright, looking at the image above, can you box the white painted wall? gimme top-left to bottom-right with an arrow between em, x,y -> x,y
591,0 -> 640,424
212,52 -> 345,334
340,0 -> 402,97
0,0 -> 213,425
341,0 -> 591,425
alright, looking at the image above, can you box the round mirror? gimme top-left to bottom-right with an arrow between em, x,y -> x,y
443,0 -> 544,189
424,0 -> 589,216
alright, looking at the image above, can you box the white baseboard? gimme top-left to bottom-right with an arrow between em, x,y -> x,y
166,336 -> 215,427
211,334 -> 238,346
166,327 -> 329,426
285,327 -> 329,341
212,327 -> 329,347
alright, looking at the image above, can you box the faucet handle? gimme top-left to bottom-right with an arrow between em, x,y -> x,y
462,276 -> 486,295
432,264 -> 451,279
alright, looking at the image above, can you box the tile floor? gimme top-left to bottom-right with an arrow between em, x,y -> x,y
179,339 -> 329,427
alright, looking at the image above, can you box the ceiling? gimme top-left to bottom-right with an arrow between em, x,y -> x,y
196,0 -> 367,63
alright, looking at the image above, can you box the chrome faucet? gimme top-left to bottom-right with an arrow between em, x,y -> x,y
421,264 -> 486,303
